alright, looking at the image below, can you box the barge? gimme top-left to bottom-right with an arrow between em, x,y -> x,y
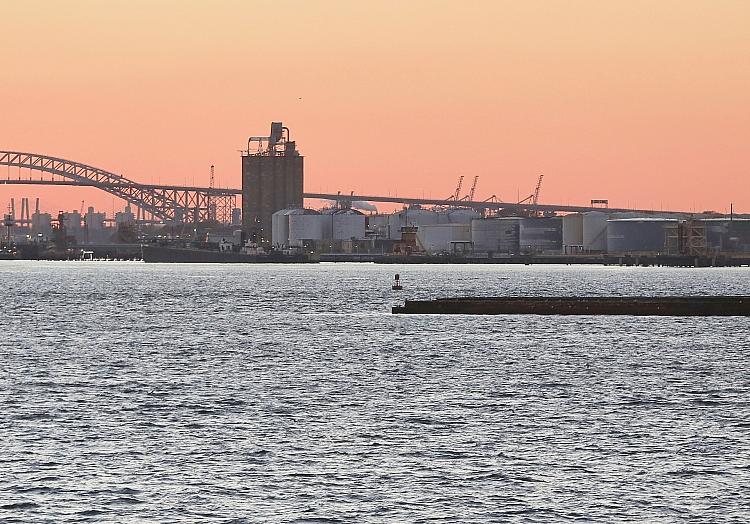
141,245 -> 316,263
392,296 -> 750,316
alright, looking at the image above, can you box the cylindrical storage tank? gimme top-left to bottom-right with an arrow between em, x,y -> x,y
606,218 -> 676,253
367,214 -> 388,228
582,211 -> 608,252
272,208 -> 317,247
332,212 -> 366,240
699,219 -> 730,251
271,209 -> 289,247
288,213 -> 324,246
441,208 -> 482,224
417,224 -> 471,254
366,214 -> 389,238
726,219 -> 750,252
562,214 -> 584,253
520,217 -> 563,253
471,218 -> 521,254
387,208 -> 439,239
609,212 -> 644,220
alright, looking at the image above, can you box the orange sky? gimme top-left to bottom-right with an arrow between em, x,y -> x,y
1,0 -> 748,215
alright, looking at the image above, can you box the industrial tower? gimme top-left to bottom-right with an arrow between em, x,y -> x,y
241,122 -> 303,244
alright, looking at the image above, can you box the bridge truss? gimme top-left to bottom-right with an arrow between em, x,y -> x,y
0,151 -> 239,224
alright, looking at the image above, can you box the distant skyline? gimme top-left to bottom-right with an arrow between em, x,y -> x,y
1,0 -> 748,214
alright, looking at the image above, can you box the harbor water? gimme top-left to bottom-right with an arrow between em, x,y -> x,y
1,262 -> 749,522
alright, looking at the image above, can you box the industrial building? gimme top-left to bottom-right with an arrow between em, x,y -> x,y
242,122 -> 303,244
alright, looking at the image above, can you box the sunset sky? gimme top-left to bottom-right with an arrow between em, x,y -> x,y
1,0 -> 748,214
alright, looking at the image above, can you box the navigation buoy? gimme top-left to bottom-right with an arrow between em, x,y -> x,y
392,273 -> 403,291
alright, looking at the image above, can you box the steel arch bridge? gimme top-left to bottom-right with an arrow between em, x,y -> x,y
0,151 -> 239,223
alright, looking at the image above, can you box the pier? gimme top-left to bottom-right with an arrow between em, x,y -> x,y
392,296 -> 750,316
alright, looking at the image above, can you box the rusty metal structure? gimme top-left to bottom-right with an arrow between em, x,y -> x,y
0,151 -> 238,223
666,219 -> 709,256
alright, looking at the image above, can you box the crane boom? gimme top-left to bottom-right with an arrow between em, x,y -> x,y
453,175 -> 464,201
469,175 -> 479,201
532,174 -> 544,206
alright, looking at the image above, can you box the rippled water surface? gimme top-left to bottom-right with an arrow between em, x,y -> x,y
1,262 -> 749,522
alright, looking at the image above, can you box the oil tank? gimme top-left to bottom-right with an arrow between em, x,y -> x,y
471,218 -> 521,254
288,212 -> 324,246
697,219 -> 730,252
272,208 -> 319,247
583,211 -> 608,252
366,214 -> 389,238
728,219 -> 750,252
520,217 -> 562,253
606,218 -> 676,253
272,209 -> 290,247
562,214 -> 583,253
436,208 -> 482,224
327,210 -> 366,240
387,207 -> 439,239
417,224 -> 471,254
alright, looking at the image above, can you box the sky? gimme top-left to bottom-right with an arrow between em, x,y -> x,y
0,0 -> 748,215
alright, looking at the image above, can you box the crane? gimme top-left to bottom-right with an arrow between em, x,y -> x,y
468,175 -> 479,201
516,174 -> 545,216
532,174 -> 544,207
453,175 -> 464,201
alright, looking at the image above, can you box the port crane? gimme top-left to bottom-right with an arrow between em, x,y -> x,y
517,174 -> 544,216
532,174 -> 543,207
468,175 -> 479,201
451,175 -> 464,202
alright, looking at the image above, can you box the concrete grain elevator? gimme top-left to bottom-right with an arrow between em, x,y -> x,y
242,122 -> 303,244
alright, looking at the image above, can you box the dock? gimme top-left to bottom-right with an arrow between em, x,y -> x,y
392,296 -> 750,316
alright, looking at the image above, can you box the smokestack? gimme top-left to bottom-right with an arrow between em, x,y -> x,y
20,198 -> 26,224
35,197 -> 40,214
25,198 -> 30,221
10,198 -> 15,220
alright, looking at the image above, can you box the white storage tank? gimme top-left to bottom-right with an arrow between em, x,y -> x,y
272,208 -> 319,247
326,210 -> 366,240
436,208 -> 482,224
289,213 -> 325,246
583,211 -> 608,252
271,209 -> 290,247
520,217 -> 563,253
606,218 -> 677,253
562,214 -> 584,253
471,218 -> 521,254
417,223 -> 471,254
387,207 -> 439,239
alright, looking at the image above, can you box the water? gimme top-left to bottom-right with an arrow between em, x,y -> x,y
1,262 -> 749,522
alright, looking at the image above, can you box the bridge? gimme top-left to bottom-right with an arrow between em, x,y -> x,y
0,151 -> 238,223
1,150 -> 697,222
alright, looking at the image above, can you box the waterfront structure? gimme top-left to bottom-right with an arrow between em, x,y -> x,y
416,223 -> 472,254
241,122 -> 303,244
607,218 -> 678,253
471,218 -> 521,254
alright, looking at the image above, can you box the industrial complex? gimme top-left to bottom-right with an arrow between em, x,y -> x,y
1,122 -> 749,263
